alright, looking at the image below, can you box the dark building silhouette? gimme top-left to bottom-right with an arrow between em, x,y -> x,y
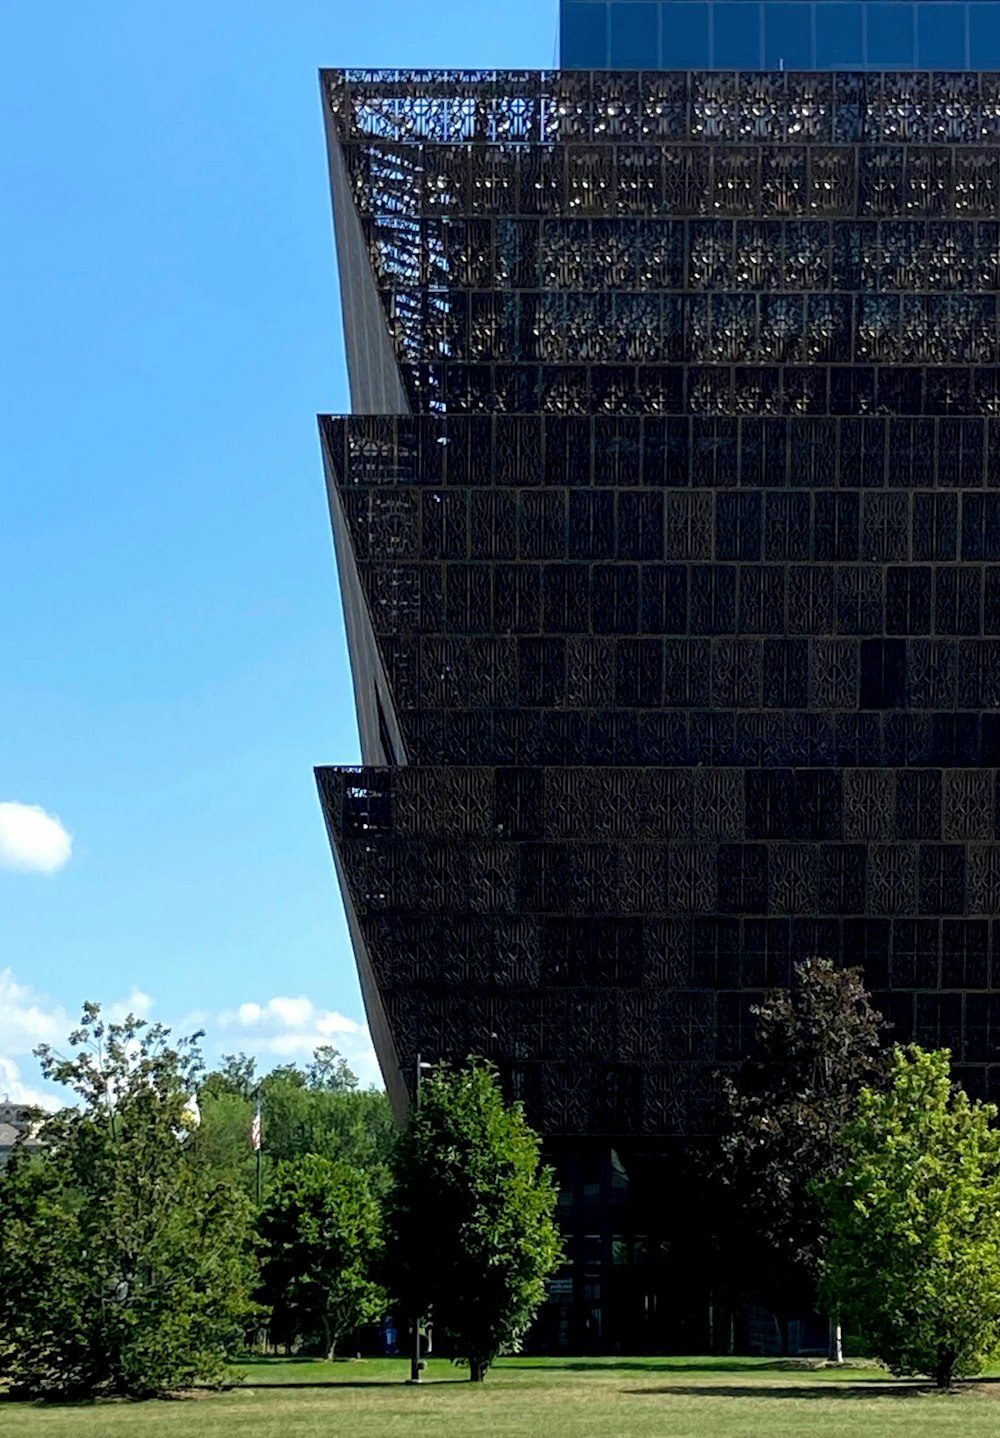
318,67 -> 1000,1349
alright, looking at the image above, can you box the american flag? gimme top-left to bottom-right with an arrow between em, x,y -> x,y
251,1103 -> 262,1152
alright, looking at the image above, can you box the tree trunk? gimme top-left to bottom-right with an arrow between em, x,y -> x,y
934,1346 -> 956,1390
828,1317 -> 843,1365
469,1358 -> 488,1382
777,1313 -> 790,1358
321,1316 -> 335,1363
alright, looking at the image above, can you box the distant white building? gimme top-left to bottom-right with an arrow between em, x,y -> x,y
0,1102 -> 41,1167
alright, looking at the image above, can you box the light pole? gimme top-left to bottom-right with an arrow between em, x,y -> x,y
407,1052 -> 433,1384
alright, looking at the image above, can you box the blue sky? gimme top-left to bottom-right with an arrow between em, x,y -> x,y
0,1 -> 557,1102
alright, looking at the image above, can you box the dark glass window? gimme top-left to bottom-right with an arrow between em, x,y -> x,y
713,3 -> 762,67
815,3 -> 864,66
916,5 -> 967,71
561,2 -> 609,67
866,3 -> 916,65
662,2 -> 711,65
763,3 -> 813,68
969,5 -> 1000,68
610,1 -> 660,65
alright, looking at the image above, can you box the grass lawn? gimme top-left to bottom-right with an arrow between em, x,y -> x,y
2,1356 -> 1000,1437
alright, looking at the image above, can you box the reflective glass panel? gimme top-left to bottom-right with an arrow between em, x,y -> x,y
815,3 -> 864,66
713,2 -> 763,67
610,1 -> 660,65
661,2 -> 711,65
866,4 -> 916,65
969,5 -> 1000,68
562,2 -> 610,66
915,2 -> 966,67
763,3 -> 813,68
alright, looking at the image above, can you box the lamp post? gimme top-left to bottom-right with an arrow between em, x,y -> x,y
407,1052 -> 433,1384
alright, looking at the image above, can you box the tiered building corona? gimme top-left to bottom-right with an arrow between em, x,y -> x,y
318,67 -> 1000,1348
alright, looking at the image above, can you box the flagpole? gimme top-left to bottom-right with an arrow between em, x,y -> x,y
252,1092 -> 263,1205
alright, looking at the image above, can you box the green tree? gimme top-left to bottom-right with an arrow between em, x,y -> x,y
817,1045 -> 1000,1389
257,1155 -> 385,1358
713,957 -> 889,1354
0,1004 -> 256,1399
193,1051 -> 396,1201
189,1087 -> 260,1196
308,1045 -> 359,1092
256,1066 -> 395,1195
387,1062 -> 561,1382
201,1052 -> 258,1101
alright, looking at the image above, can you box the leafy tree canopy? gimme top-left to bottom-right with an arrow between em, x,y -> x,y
713,957 -> 889,1333
201,1051 -> 258,1101
307,1045 -> 360,1092
257,1154 -> 385,1358
193,1049 -> 395,1200
817,1045 -> 1000,1389
0,1004 -> 256,1399
387,1062 -> 561,1382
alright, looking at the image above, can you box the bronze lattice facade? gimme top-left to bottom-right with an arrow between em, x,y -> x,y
318,68 -> 1000,1346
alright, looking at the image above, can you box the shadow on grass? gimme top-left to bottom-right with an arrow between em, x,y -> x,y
626,1382 -> 946,1401
0,1380 -> 468,1404
239,1356 -> 316,1364
513,1360 -> 847,1375
231,1365 -> 470,1390
234,1380 -> 466,1390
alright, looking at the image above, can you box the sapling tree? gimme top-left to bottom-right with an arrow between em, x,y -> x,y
817,1045 -> 1000,1390
387,1061 -> 561,1382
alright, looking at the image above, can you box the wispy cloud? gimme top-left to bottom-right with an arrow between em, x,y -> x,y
217,994 -> 381,1085
0,969 -> 71,1107
0,973 -> 158,1108
0,802 -> 72,874
0,1056 -> 52,1110
106,988 -> 154,1022
0,969 -> 68,1055
0,970 -> 383,1104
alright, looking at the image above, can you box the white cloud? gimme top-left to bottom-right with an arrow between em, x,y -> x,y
0,970 -> 70,1109
0,972 -> 164,1111
316,1011 -> 358,1036
268,996 -> 314,1030
106,988 -> 154,1022
0,1056 -> 54,1110
0,802 -> 72,874
0,969 -> 69,1055
0,968 -> 384,1103
217,994 -> 382,1086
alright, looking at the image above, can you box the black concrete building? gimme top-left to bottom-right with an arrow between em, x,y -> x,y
318,68 -> 1000,1350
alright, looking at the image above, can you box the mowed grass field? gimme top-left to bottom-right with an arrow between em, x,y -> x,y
3,1356 -> 1000,1438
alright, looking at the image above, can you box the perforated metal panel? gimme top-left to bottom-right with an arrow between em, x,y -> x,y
319,70 -> 1000,1138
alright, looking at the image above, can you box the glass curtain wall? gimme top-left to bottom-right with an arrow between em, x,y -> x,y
561,0 -> 998,70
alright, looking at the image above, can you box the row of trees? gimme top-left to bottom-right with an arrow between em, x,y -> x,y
193,1045 -> 397,1197
713,958 -> 1000,1389
0,1005 -> 561,1398
254,1062 -> 561,1381
4,966 -> 1000,1396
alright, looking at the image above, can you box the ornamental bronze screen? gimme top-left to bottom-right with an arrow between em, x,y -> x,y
318,69 -> 1000,1135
